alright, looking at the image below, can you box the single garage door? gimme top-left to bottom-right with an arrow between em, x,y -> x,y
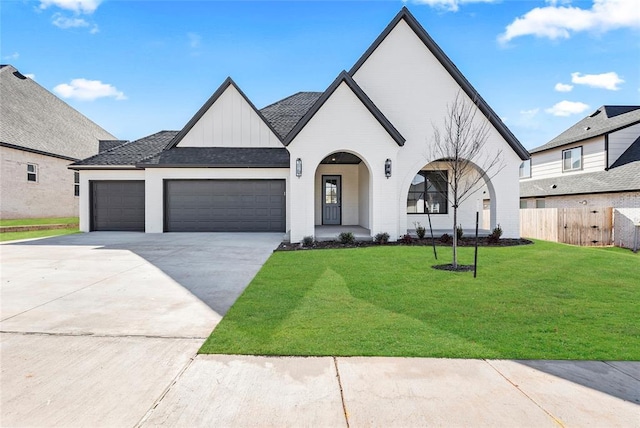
165,180 -> 285,232
91,181 -> 145,231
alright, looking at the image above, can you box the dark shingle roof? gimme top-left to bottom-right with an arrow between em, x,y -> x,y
530,105 -> 640,153
0,64 -> 116,160
71,131 -> 178,167
259,92 -> 322,140
520,138 -> 640,197
139,147 -> 289,168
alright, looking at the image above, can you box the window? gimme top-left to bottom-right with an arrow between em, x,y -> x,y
562,147 -> 582,172
536,199 -> 545,209
407,170 -> 448,214
74,172 -> 80,196
519,160 -> 531,178
520,200 -> 528,209
27,164 -> 37,182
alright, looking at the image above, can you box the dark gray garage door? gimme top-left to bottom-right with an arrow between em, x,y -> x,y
91,181 -> 145,231
165,180 -> 285,232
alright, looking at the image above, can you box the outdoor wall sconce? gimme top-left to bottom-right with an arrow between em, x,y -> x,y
385,159 -> 392,178
296,158 -> 302,178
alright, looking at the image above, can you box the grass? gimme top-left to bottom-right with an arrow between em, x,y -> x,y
200,240 -> 639,360
0,228 -> 79,242
0,217 -> 78,227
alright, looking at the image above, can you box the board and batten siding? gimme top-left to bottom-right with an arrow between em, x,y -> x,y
177,84 -> 281,148
529,137 -> 605,180
608,122 -> 640,168
351,18 -> 521,238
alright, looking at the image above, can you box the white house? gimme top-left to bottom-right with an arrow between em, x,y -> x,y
72,7 -> 528,242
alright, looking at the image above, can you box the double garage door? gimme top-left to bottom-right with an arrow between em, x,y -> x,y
91,180 -> 285,232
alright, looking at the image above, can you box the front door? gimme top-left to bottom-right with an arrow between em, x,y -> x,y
322,175 -> 341,225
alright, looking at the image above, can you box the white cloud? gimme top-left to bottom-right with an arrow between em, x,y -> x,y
52,13 -> 89,29
53,78 -> 127,101
545,100 -> 590,116
520,108 -> 540,118
39,0 -> 101,14
25,74 -> 36,80
407,0 -> 497,12
571,71 -> 624,90
499,0 -> 640,43
554,83 -> 574,92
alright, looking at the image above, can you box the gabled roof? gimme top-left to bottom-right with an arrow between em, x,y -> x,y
260,92 -> 322,140
165,77 -> 282,149
0,64 -> 116,160
520,137 -> 640,197
530,106 -> 640,153
349,7 -> 529,161
71,131 -> 178,168
138,147 -> 289,168
283,71 -> 405,146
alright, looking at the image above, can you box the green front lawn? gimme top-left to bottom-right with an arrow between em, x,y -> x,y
0,228 -> 79,242
0,217 -> 78,227
200,240 -> 639,360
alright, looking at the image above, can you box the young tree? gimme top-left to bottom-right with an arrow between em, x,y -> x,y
430,92 -> 505,269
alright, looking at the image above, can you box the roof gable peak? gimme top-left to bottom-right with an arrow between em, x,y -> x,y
165,77 -> 282,150
283,70 -> 405,146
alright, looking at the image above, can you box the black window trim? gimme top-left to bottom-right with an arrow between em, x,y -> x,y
407,170 -> 449,215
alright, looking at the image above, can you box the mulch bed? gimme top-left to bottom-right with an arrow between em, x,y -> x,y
277,237 -> 533,251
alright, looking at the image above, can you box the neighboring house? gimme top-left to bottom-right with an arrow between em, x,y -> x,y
71,7 -> 528,242
520,105 -> 640,248
520,105 -> 640,208
0,64 -> 118,219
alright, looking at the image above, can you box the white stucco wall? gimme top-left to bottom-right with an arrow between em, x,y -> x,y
177,84 -> 281,148
77,169 -> 145,232
1,147 -> 79,219
287,81 -> 400,242
351,19 -> 522,238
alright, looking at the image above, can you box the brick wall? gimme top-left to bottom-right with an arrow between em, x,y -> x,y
0,147 -> 78,219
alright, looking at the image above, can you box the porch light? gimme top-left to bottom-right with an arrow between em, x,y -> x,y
385,159 -> 392,178
296,158 -> 302,178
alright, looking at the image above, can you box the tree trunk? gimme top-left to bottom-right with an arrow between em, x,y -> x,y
452,206 -> 458,269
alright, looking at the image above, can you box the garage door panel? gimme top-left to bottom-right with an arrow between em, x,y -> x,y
92,181 -> 145,231
165,180 -> 285,232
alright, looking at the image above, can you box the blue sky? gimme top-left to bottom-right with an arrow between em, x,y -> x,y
2,0 -> 639,149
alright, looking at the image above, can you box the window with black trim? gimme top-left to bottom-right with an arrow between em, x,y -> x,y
27,164 -> 37,182
74,172 -> 80,196
562,147 -> 582,172
407,170 -> 448,214
519,160 -> 531,178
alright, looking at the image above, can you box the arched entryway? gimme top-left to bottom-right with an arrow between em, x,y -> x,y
314,151 -> 372,240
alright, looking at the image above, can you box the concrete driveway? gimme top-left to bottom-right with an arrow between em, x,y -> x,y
2,232 -> 639,427
0,232 -> 282,427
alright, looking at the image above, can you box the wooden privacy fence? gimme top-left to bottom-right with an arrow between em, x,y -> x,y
520,207 -> 613,246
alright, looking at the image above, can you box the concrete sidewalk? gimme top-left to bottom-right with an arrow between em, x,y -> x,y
1,233 -> 638,427
139,355 -> 639,427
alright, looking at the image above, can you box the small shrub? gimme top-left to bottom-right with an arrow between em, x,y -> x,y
301,235 -> 315,247
440,233 -> 452,244
414,222 -> 426,239
374,232 -> 390,244
456,225 -> 464,240
338,232 -> 355,244
399,234 -> 414,245
488,224 -> 503,244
